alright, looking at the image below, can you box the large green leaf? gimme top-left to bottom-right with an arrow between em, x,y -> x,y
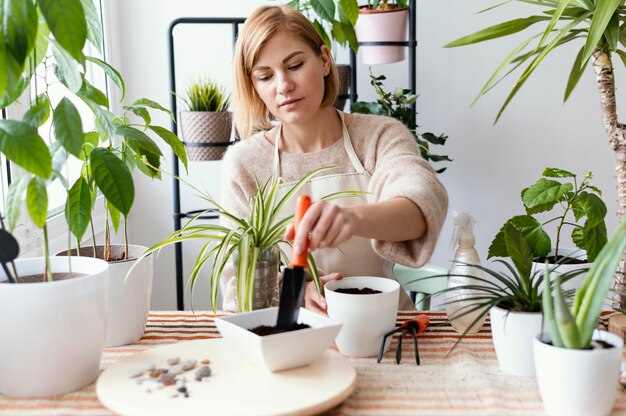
314,20 -> 331,49
523,178 -> 573,209
617,49 -> 626,70
536,0 -> 571,50
86,56 -> 125,100
543,167 -> 575,178
26,177 -> 48,228
125,105 -> 151,125
39,0 -> 86,61
2,0 -> 38,66
78,0 -> 103,53
53,97 -> 84,157
489,215 -> 551,259
116,125 -> 162,157
311,0 -> 335,23
82,98 -> 116,138
23,94 -> 51,128
581,221 -> 607,262
580,0 -> 622,65
5,176 -> 26,231
90,147 -> 134,215
108,200 -> 121,233
0,120 -> 51,178
445,16 -> 550,47
51,40 -> 83,93
78,79 -> 109,107
604,14 -> 620,51
339,0 -> 359,25
502,223 -> 533,284
65,176 -> 92,240
131,98 -> 172,118
620,22 -> 626,48
564,46 -> 589,102
148,125 -> 188,171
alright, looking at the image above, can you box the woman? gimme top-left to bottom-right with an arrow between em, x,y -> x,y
220,5 -> 448,314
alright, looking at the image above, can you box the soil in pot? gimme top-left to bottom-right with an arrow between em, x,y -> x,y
534,255 -> 587,265
334,287 -> 382,295
57,246 -> 141,262
1,272 -> 87,283
249,323 -> 311,336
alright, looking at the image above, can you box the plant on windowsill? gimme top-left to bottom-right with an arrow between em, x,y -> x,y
351,70 -> 451,173
178,77 -> 232,161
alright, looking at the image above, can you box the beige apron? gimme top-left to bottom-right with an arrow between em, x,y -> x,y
273,110 -> 414,309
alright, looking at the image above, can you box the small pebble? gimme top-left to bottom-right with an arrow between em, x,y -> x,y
167,364 -> 183,376
159,373 -> 177,386
149,370 -> 164,378
182,359 -> 197,371
177,386 -> 188,393
127,368 -> 144,378
201,359 -> 210,365
167,357 -> 180,366
194,366 -> 212,381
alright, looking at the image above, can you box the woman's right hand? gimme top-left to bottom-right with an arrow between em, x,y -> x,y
304,272 -> 342,315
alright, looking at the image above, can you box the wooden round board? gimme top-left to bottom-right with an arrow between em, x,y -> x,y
97,339 -> 357,416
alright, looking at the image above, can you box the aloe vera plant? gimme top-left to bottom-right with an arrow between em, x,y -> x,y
139,166 -> 366,312
542,218 -> 626,349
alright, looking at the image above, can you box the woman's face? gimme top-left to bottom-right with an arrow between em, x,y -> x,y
250,32 -> 330,126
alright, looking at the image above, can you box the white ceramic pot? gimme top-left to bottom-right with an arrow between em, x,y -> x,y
355,8 -> 408,65
0,256 -> 108,397
534,330 -> 623,416
325,277 -> 399,357
490,306 -> 542,377
532,248 -> 590,292
57,245 -> 154,347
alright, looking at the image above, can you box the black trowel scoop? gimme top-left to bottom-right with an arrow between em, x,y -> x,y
276,195 -> 311,330
0,229 -> 19,283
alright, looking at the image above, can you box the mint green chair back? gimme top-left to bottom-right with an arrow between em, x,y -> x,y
393,263 -> 448,311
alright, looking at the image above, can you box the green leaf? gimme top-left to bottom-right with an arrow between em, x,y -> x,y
39,0 -> 86,61
536,0 -> 571,50
130,98 -> 172,117
5,176 -> 26,231
78,0 -> 103,53
82,98 -> 116,138
351,101 -> 384,114
311,0 -> 335,23
51,40 -> 83,93
23,94 -> 51,128
49,139 -> 69,178
65,177 -> 92,240
489,215 -> 551,259
125,105 -> 151,125
339,0 -> 359,25
86,56 -> 125,100
313,20 -> 331,49
604,14 -> 620,51
617,50 -> 626,69
78,80 -> 109,107
581,221 -> 607,262
580,0 -> 622,66
502,223 -> 533,283
620,22 -> 626,48
148,125 -> 188,172
564,46 -> 589,101
108,201 -> 121,233
331,21 -> 347,47
523,178 -> 573,209
90,147 -> 134,215
117,125 -> 162,157
445,16 -> 550,47
26,177 -> 48,228
541,264 -> 564,347
2,0 -> 38,66
582,192 -> 607,226
543,167 -> 575,178
53,97 -> 84,157
0,120 -> 51,178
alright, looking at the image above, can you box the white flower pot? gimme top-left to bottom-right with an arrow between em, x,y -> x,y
325,277 -> 399,357
490,306 -> 542,377
355,8 -> 408,65
534,330 -> 623,416
57,245 -> 154,347
0,256 -> 108,397
532,248 -> 590,293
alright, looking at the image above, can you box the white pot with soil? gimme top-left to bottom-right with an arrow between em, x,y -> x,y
0,256 -> 109,397
57,245 -> 153,347
532,248 -> 590,292
490,306 -> 543,377
534,330 -> 623,416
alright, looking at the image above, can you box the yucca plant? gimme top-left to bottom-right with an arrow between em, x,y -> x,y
445,0 -> 626,308
139,166 -> 366,312
181,78 -> 229,112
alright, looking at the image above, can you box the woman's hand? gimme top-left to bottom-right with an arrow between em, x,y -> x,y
305,272 -> 342,315
284,200 -> 356,255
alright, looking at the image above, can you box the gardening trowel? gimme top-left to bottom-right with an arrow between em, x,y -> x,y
276,194 -> 311,330
0,229 -> 19,283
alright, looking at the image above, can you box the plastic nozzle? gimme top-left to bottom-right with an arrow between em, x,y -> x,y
449,211 -> 477,250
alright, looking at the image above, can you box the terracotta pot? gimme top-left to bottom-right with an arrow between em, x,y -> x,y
355,7 -> 408,65
179,111 -> 232,161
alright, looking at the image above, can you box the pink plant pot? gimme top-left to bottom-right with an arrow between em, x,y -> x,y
355,8 -> 408,65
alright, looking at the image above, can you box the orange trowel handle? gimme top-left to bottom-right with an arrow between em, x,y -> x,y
402,314 -> 430,335
290,195 -> 311,268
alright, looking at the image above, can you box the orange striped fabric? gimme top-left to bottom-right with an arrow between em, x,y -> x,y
0,311 -> 624,415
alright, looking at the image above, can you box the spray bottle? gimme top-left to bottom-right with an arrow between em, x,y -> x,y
445,212 -> 487,334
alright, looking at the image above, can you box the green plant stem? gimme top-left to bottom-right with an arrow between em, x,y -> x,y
123,216 -> 128,260
43,224 -> 52,282
104,200 -> 110,261
90,219 -> 97,257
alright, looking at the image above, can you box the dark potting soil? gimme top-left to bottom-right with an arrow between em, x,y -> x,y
0,272 -> 87,284
544,339 -> 615,350
534,255 -> 587,265
334,287 -> 382,295
249,323 -> 311,336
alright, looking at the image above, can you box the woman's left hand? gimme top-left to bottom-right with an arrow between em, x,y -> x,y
284,200 -> 356,255
304,272 -> 342,315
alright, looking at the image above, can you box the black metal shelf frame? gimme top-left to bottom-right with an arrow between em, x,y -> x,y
168,1 -> 416,310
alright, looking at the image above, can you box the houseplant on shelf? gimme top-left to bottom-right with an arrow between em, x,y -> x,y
351,70 -> 451,173
356,0 -> 409,65
535,218 -> 626,416
178,77 -> 232,161
444,1 -> 626,308
285,0 -> 359,111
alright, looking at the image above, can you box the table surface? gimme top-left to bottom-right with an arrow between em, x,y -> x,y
1,311 -> 625,416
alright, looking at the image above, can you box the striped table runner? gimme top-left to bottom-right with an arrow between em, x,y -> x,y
1,311 -> 625,415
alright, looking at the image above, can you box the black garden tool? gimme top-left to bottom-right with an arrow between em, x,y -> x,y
377,314 -> 430,366
276,194 -> 311,330
0,229 -> 19,283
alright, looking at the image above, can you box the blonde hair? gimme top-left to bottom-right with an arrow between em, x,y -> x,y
233,5 -> 339,139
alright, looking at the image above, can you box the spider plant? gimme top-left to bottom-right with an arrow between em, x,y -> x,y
139,166 -> 366,312
180,78 -> 229,112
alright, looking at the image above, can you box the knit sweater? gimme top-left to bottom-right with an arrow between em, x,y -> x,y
218,112 -> 449,311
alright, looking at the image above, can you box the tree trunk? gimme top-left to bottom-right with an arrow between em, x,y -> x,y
592,49 -> 626,309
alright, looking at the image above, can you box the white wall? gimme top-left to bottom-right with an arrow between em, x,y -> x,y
107,0 -> 624,310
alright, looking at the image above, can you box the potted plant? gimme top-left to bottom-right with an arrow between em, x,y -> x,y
0,0 -> 113,397
351,70 -> 451,173
444,1 -> 626,308
488,167 -> 607,291
137,166 -> 364,312
535,218 -> 626,416
285,0 -> 360,111
178,77 -> 232,161
355,0 -> 408,65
